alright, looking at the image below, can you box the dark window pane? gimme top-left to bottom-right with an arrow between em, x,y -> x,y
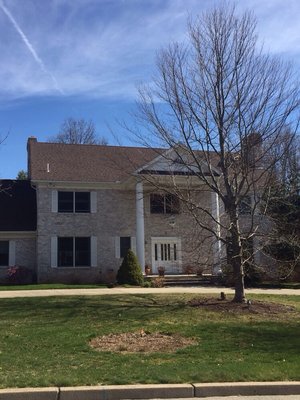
58,237 -> 73,267
239,196 -> 251,215
75,192 -> 90,213
75,237 -> 91,266
58,192 -> 73,213
120,237 -> 131,258
150,194 -> 164,213
0,241 -> 9,266
166,194 -> 180,214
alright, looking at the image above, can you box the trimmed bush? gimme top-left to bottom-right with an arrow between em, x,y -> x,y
116,249 -> 144,286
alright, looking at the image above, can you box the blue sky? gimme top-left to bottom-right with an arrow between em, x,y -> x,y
0,0 -> 300,178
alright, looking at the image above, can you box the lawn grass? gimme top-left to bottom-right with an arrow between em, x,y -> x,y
0,283 -> 106,290
0,293 -> 299,388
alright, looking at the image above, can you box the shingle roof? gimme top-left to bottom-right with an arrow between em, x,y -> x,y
28,138 -> 163,183
0,180 -> 37,231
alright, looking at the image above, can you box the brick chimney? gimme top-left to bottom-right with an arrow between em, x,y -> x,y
27,136 -> 37,179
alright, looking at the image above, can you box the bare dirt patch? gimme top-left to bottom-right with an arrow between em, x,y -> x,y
90,331 -> 197,353
188,297 -> 297,316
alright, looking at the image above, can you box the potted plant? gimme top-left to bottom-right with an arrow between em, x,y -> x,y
145,264 -> 152,275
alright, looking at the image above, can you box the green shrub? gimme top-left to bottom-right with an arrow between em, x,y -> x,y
116,249 -> 144,286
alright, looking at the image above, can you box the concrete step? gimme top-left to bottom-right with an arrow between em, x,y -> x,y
146,274 -> 215,286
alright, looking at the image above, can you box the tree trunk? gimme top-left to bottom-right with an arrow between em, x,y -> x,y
228,209 -> 246,303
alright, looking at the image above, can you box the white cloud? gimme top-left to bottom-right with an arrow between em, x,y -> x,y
0,0 -> 299,102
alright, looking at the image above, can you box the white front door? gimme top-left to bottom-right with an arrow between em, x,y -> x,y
151,237 -> 182,274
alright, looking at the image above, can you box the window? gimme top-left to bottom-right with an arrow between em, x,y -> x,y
58,192 -> 73,213
58,192 -> 90,213
58,237 -> 91,267
0,241 -> 9,266
150,193 -> 180,214
120,237 -> 131,258
238,195 -> 251,215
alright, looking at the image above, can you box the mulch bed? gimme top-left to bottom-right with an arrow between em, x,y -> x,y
90,331 -> 197,353
188,297 -> 297,316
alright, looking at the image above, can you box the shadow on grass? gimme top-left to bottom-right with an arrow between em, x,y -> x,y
0,294 -> 188,325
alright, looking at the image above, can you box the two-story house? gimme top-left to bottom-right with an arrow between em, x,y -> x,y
30,137 -> 222,283
1,137 -> 224,283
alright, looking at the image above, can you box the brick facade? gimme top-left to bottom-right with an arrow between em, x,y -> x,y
35,184 -> 215,283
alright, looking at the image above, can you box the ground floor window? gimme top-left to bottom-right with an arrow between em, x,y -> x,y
0,241 -> 9,266
115,236 -> 136,258
120,237 -> 131,258
58,237 -> 91,267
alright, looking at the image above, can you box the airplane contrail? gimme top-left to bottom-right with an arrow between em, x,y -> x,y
0,1 -> 64,95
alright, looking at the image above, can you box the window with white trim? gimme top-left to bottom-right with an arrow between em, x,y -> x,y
150,193 -> 180,214
115,236 -> 136,258
0,241 -> 9,266
120,237 -> 131,258
58,237 -> 91,267
58,192 -> 90,213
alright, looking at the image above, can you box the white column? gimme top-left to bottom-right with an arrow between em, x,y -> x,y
136,181 -> 145,273
211,191 -> 222,271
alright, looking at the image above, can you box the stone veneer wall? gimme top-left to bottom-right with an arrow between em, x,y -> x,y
36,185 -> 215,283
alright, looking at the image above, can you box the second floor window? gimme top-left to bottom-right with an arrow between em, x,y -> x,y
238,195 -> 252,215
58,192 -> 90,213
150,193 -> 180,214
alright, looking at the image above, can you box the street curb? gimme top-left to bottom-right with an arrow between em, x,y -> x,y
59,384 -> 193,400
193,382 -> 300,397
0,387 -> 59,400
0,382 -> 300,399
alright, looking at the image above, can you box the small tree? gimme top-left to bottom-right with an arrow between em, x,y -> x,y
16,170 -> 28,180
49,118 -> 107,145
116,249 -> 144,286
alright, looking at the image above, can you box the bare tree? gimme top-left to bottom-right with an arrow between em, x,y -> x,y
133,4 -> 300,302
49,118 -> 107,145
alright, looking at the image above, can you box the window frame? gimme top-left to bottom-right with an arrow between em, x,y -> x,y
120,237 -> 131,258
57,191 -> 91,214
150,193 -> 180,214
57,236 -> 91,267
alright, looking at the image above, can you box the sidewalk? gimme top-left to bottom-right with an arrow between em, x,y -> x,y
0,286 -> 299,298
